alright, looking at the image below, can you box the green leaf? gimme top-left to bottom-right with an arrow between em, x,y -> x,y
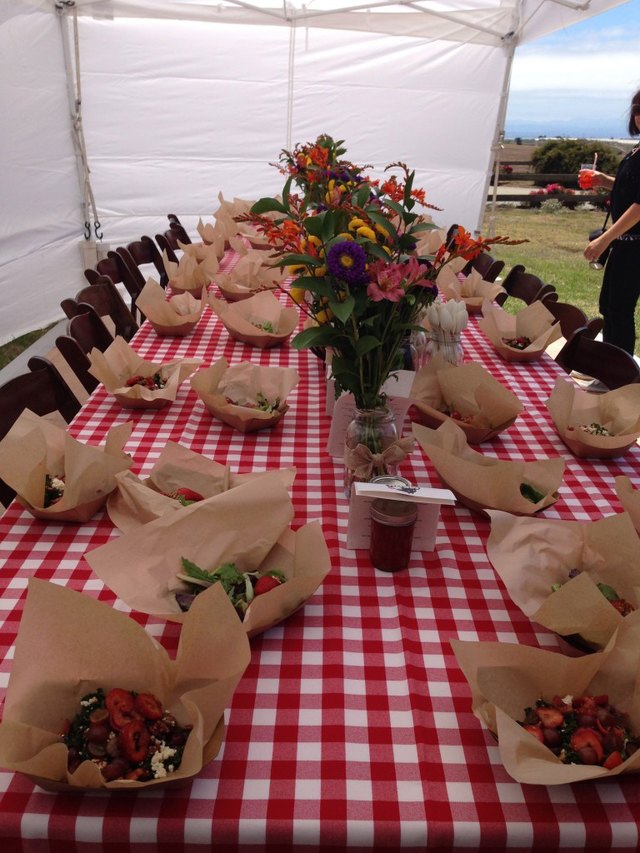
322,210 -> 338,243
291,325 -> 337,350
597,582 -> 621,602
354,335 -> 381,356
354,185 -> 371,207
328,295 -> 355,323
302,213 -> 326,239
384,199 -> 405,219
250,197 -> 289,215
281,253 -> 323,267
411,221 -> 439,234
365,209 -> 399,243
367,242 -> 393,262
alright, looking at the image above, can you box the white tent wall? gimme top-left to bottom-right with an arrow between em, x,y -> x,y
0,0 -> 626,347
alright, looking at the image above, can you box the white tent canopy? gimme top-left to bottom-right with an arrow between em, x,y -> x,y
0,0 -> 625,345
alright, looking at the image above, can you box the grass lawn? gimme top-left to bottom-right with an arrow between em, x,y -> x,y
481,205 -> 640,356
0,324 -> 57,371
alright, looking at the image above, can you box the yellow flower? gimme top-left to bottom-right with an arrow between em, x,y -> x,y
289,286 -> 307,305
356,225 -> 376,241
374,222 -> 391,240
336,232 -> 354,241
316,307 -> 334,324
348,217 -> 366,232
287,264 -> 306,276
314,265 -> 328,277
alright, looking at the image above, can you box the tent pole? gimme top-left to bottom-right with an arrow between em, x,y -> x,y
478,29 -> 518,238
56,1 -> 104,255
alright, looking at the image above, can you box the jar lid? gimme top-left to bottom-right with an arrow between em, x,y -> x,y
370,475 -> 413,489
370,497 -> 418,527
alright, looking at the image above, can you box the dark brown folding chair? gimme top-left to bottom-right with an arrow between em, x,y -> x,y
0,357 -> 80,508
126,235 -> 168,287
541,293 -> 604,341
495,264 -> 557,307
555,327 -> 640,389
154,232 -> 179,265
462,252 -> 505,283
167,215 -> 191,244
55,307 -> 115,395
84,250 -> 145,323
61,278 -> 139,342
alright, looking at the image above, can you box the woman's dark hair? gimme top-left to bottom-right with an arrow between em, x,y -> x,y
628,89 -> 640,136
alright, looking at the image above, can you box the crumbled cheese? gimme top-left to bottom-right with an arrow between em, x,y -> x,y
151,744 -> 177,779
50,476 -> 66,491
562,694 -> 573,705
80,696 -> 98,707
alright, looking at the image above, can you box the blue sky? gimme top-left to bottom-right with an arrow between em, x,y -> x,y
505,0 -> 640,138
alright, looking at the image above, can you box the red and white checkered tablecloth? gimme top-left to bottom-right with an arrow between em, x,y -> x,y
1,263 -> 640,852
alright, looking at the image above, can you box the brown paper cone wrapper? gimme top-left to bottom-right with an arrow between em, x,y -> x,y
451,610 -> 640,784
214,252 -> 280,303
546,378 -> 640,458
409,359 -> 522,443
0,410 -> 133,522
191,358 -> 299,433
136,279 -> 205,337
479,300 -> 562,362
436,266 -> 505,313
487,509 -> 640,649
162,249 -> 216,295
0,577 -> 250,790
615,476 -> 640,534
88,337 -> 201,409
107,440 -> 296,533
87,474 -> 330,636
413,419 -> 564,515
208,290 -> 297,349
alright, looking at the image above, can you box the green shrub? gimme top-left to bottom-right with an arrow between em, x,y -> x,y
531,140 -> 620,187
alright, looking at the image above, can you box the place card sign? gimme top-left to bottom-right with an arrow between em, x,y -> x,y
345,482 -> 456,551
326,369 -> 415,458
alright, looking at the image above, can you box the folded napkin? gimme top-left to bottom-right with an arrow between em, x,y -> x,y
0,577 -> 249,790
479,300 -> 562,361
136,278 -> 204,336
208,289 -> 298,348
452,609 -> 640,784
107,440 -> 296,533
436,265 -> 505,313
409,358 -> 522,443
487,509 -> 640,650
89,336 -> 202,409
191,358 -> 299,433
412,418 -> 564,515
87,473 -> 331,637
546,378 -> 640,458
0,409 -> 132,522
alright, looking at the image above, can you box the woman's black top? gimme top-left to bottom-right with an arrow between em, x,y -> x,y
611,146 -> 640,235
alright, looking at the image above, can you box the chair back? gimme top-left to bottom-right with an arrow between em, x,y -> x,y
539,298 -> 589,341
55,307 -> 115,395
155,232 -> 179,265
462,253 -> 505,283
85,250 -> 145,323
0,357 -> 80,508
496,265 -> 556,307
126,236 -> 168,287
74,278 -> 139,341
167,215 -> 191,244
555,327 -> 640,389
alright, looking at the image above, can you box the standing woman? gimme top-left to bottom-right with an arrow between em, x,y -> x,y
582,90 -> 640,355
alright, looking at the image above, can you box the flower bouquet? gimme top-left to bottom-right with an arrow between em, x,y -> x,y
238,134 -> 520,487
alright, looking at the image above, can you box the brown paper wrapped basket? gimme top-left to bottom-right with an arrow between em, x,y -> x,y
0,578 -> 250,791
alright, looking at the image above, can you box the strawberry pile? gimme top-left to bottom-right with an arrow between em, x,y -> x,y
169,487 -> 204,506
62,688 -> 192,781
502,335 -> 531,350
442,407 -> 473,424
125,372 -> 166,390
519,694 -> 640,767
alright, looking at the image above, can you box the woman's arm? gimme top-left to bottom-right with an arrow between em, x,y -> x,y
584,202 -> 640,262
591,171 -> 616,191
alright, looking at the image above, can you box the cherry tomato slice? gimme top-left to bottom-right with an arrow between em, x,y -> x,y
134,693 -> 164,721
119,719 -> 150,764
105,688 -> 134,714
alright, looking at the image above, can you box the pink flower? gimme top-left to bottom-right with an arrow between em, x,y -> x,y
367,261 -> 404,302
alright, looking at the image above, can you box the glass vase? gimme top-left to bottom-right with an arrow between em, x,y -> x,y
343,406 -> 399,496
424,329 -> 465,367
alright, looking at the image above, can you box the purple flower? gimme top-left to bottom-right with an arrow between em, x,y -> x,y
326,241 -> 369,285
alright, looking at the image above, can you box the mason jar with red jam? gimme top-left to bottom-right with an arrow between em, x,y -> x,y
368,476 -> 418,572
